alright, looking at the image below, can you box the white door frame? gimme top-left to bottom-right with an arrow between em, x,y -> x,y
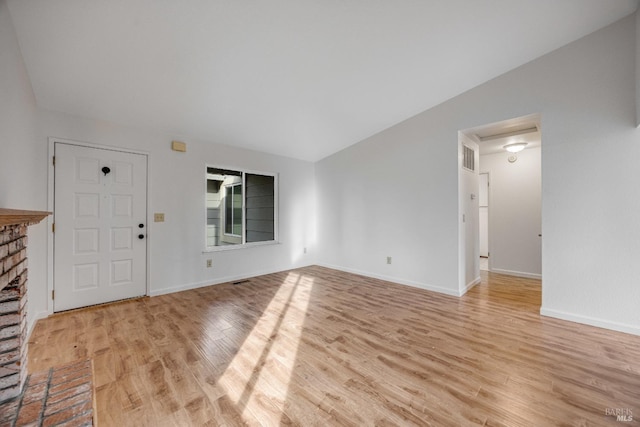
457,132 -> 481,295
47,137 -> 151,315
479,172 -> 490,266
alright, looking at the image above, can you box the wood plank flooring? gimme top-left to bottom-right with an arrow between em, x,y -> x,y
28,266 -> 640,426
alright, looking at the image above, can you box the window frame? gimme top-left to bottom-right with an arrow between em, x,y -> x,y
223,182 -> 243,238
204,164 -> 279,252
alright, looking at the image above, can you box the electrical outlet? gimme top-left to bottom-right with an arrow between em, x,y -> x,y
387,256 -> 392,265
206,259 -> 212,268
154,213 -> 165,222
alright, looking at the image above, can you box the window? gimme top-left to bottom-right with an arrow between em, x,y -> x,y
206,166 -> 277,249
224,183 -> 242,236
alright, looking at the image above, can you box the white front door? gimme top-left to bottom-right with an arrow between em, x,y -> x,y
54,142 -> 147,311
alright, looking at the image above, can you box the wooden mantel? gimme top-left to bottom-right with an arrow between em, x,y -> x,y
0,208 -> 51,227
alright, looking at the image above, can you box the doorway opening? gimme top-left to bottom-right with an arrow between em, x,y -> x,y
458,114 -> 542,299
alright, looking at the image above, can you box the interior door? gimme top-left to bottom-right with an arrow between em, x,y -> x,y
54,142 -> 147,311
479,173 -> 489,258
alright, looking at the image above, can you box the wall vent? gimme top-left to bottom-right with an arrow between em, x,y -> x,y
463,145 -> 475,171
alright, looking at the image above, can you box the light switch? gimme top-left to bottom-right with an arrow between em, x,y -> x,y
154,213 -> 165,222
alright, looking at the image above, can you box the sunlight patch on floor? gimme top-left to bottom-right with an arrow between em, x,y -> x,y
217,272 -> 313,423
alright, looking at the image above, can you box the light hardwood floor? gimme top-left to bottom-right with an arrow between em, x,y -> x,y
28,266 -> 640,426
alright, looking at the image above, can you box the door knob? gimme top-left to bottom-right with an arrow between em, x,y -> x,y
139,224 -> 144,228
138,234 -> 145,239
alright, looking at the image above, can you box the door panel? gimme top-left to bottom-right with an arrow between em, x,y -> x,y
54,143 -> 147,311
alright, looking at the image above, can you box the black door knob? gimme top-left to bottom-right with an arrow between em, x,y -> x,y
139,224 -> 144,228
138,234 -> 145,239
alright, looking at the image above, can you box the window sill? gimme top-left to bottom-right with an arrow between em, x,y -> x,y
202,240 -> 280,253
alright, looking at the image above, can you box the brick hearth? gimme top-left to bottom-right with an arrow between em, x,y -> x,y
0,359 -> 94,427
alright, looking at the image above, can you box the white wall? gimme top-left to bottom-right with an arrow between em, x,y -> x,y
315,115 -> 461,295
36,108 -> 316,309
636,9 -> 640,128
316,14 -> 640,335
480,147 -> 541,278
0,0 -> 49,329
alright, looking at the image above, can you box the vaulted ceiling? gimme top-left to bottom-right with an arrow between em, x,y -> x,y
7,0 -> 638,161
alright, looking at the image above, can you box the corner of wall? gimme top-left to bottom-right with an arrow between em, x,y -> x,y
636,9 -> 640,127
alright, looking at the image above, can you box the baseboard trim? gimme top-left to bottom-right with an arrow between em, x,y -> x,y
540,307 -> 640,336
149,265 -> 312,297
461,276 -> 481,296
491,268 -> 541,280
317,263 -> 462,297
150,278 -> 224,297
27,310 -> 50,341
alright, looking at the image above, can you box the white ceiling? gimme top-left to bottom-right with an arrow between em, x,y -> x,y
476,130 -> 541,156
464,114 -> 541,155
7,0 -> 638,162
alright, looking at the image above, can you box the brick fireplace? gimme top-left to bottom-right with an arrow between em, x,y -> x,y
0,209 -> 49,403
0,209 -> 97,427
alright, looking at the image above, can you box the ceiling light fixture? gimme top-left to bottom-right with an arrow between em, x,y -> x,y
503,142 -> 528,153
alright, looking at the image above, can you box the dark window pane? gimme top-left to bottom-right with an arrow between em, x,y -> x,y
246,174 -> 275,243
